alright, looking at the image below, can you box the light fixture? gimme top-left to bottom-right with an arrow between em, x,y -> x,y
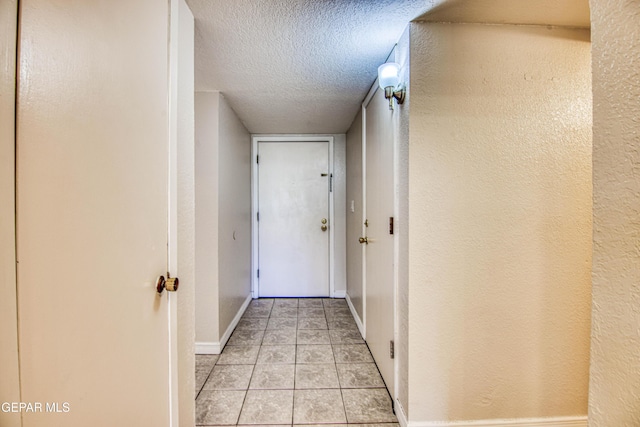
377,62 -> 405,110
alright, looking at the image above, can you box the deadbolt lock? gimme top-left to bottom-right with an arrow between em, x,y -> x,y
321,218 -> 327,224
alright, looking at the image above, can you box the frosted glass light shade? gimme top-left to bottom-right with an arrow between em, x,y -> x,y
378,62 -> 400,89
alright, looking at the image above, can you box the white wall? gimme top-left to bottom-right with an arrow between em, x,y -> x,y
404,22 -> 592,423
195,91 -> 252,351
589,0 -> 640,425
0,2 -> 20,427
195,92 -> 220,345
346,110 -> 364,320
217,94 -> 252,337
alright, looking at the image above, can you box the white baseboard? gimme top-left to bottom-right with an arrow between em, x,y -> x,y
195,293 -> 253,355
219,293 -> 252,349
195,341 -> 220,355
345,293 -> 365,339
333,290 -> 346,298
396,398 -> 409,427
407,416 -> 587,427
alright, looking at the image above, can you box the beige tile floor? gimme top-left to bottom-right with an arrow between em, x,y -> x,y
196,298 -> 399,426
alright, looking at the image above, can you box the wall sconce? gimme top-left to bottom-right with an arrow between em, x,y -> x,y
377,62 -> 405,110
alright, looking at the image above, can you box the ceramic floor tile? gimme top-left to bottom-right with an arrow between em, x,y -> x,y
196,355 -> 218,392
244,306 -> 272,318
297,317 -> 328,330
274,298 -> 299,308
238,389 -> 294,425
295,364 -> 339,389
341,388 -> 397,423
196,390 -> 246,425
293,389 -> 346,424
263,329 -> 297,345
298,298 -> 324,308
297,329 -> 330,345
332,344 -> 374,363
336,363 -> 385,388
325,307 -> 351,318
249,364 -> 295,389
250,298 -> 274,308
297,307 -> 326,318
327,316 -> 358,331
267,317 -> 298,330
227,329 -> 265,346
217,345 -> 261,365
296,345 -> 335,364
271,306 -> 298,318
329,329 -> 364,344
257,345 -> 296,364
236,317 -> 269,331
203,364 -> 254,390
322,298 -> 347,308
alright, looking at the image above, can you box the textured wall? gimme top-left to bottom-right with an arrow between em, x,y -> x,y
333,134 -> 348,295
589,0 -> 640,425
395,25 -> 411,420
195,92 -> 220,343
407,22 -> 592,422
346,109 -> 364,320
218,94 -> 252,337
0,1 -> 21,426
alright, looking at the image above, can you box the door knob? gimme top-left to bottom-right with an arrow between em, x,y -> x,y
321,225 -> 328,232
156,275 -> 179,294
359,237 -> 368,244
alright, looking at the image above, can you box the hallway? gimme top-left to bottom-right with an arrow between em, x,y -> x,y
195,298 -> 398,426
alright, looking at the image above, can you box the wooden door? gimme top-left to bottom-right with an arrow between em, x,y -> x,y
364,89 -> 396,397
16,1 -> 179,425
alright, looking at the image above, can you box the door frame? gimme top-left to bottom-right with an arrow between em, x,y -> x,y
251,135 -> 336,299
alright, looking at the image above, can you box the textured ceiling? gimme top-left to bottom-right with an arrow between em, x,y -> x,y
417,0 -> 590,27
186,0 -> 437,134
186,0 -> 590,134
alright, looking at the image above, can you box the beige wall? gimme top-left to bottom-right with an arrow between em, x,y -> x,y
195,91 -> 252,349
195,92 -> 220,344
346,109 -> 364,320
0,1 -> 21,426
217,94 -> 252,337
406,22 -> 592,422
589,0 -> 640,425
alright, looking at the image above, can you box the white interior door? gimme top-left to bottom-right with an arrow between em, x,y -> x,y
364,89 -> 395,397
258,141 -> 330,297
16,1 -> 177,425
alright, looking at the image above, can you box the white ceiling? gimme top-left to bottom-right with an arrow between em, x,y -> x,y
186,0 -> 590,135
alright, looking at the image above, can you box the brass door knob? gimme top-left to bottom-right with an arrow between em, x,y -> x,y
156,275 -> 179,293
321,225 -> 328,232
359,237 -> 368,244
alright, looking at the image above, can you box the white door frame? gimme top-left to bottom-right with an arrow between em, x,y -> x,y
251,135 -> 335,299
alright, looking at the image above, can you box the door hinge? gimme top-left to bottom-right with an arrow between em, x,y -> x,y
390,340 -> 395,359
329,173 -> 333,193
257,211 -> 260,221
257,269 -> 260,278
256,155 -> 259,164
389,217 -> 394,235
